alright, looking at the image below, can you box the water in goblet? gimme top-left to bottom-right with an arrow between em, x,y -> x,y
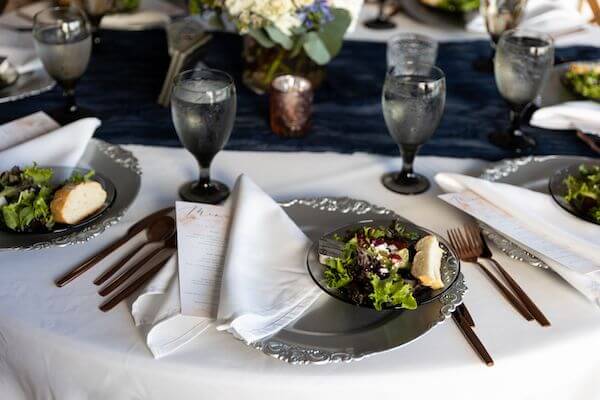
387,33 -> 438,69
33,7 -> 93,124
490,30 -> 554,152
381,64 -> 446,195
171,69 -> 236,204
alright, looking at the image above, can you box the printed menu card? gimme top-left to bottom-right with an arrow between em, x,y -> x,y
175,201 -> 231,317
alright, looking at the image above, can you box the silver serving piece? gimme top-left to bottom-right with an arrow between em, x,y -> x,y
479,155 -> 596,269
0,139 -> 141,250
254,197 -> 467,364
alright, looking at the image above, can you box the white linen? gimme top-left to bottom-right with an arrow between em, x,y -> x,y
0,28 -> 40,73
1,146 -> 600,399
0,117 -> 100,170
215,175 -> 321,343
466,0 -> 589,36
132,175 -> 321,356
435,172 -> 600,304
530,101 -> 600,136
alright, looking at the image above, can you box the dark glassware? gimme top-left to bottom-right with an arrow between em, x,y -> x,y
171,68 -> 236,204
490,29 -> 554,152
82,0 -> 115,45
364,0 -> 396,30
473,0 -> 527,73
381,63 -> 446,195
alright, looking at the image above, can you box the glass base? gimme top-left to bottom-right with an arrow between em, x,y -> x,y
488,130 -> 536,154
381,171 -> 430,195
47,106 -> 95,125
364,18 -> 396,30
179,180 -> 230,204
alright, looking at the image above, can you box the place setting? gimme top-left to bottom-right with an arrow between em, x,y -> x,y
0,0 -> 599,397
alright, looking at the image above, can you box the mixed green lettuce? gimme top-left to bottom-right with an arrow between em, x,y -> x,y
424,0 -> 480,13
564,164 -> 600,223
323,222 -> 419,311
0,165 -> 55,232
565,65 -> 600,100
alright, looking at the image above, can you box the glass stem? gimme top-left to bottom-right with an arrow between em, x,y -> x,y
399,144 -> 418,181
509,109 -> 521,137
377,0 -> 386,20
198,164 -> 211,187
64,87 -> 77,113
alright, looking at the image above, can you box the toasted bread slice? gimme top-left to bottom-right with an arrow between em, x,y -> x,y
411,235 -> 444,290
50,181 -> 107,225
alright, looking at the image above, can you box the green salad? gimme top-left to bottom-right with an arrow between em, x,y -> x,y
0,165 -> 95,232
564,64 -> 600,101
564,164 -> 600,223
421,0 -> 480,13
321,221 -> 446,311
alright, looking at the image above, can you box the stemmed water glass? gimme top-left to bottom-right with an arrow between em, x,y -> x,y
474,0 -> 527,72
364,0 -> 396,30
171,68 -> 237,204
82,0 -> 115,45
386,33 -> 438,68
33,7 -> 93,124
381,63 -> 446,195
490,29 -> 554,152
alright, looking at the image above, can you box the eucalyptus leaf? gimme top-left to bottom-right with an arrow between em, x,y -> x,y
248,28 -> 275,48
265,25 -> 293,50
302,8 -> 351,65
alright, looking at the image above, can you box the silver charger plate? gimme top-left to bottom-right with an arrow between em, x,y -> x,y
479,155 -> 596,269
0,139 -> 141,250
0,68 -> 55,103
254,197 -> 466,365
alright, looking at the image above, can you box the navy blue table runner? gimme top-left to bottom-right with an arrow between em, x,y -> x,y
1,29 -> 598,160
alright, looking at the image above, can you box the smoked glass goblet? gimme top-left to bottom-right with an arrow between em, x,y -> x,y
386,33 -> 438,69
82,0 -> 115,45
474,0 -> 527,72
171,68 -> 237,204
33,7 -> 93,124
490,29 -> 554,152
381,63 -> 446,195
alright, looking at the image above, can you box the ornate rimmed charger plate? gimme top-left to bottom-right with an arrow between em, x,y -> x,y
0,68 -> 55,104
0,139 -> 141,250
254,197 -> 466,365
479,155 -> 596,269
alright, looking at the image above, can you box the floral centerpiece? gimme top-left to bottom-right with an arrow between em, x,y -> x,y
190,0 -> 362,93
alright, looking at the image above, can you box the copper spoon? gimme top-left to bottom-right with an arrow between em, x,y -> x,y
55,207 -> 174,287
98,234 -> 177,297
93,216 -> 175,286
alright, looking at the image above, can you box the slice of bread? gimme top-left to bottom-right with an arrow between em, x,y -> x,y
50,181 -> 107,225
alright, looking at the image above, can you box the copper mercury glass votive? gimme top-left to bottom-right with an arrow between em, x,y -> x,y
269,75 -> 313,137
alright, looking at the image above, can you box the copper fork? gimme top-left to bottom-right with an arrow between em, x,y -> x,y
466,224 -> 550,327
447,227 -> 533,321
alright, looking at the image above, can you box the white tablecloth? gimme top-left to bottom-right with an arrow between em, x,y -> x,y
1,145 -> 599,400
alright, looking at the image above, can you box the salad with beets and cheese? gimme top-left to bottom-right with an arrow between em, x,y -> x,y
320,221 -> 445,311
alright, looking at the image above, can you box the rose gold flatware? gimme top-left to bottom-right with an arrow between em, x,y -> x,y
452,309 -> 494,366
55,207 -> 174,287
99,248 -> 176,312
93,216 -> 175,286
447,227 -> 534,321
457,303 -> 475,327
98,234 -> 177,297
466,224 -> 550,327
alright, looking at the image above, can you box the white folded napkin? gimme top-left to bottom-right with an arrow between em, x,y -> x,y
102,11 -> 171,30
435,172 -> 600,304
0,114 -> 100,170
0,29 -> 41,74
467,0 -> 589,36
215,175 -> 321,343
530,101 -> 600,137
131,174 -> 321,357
